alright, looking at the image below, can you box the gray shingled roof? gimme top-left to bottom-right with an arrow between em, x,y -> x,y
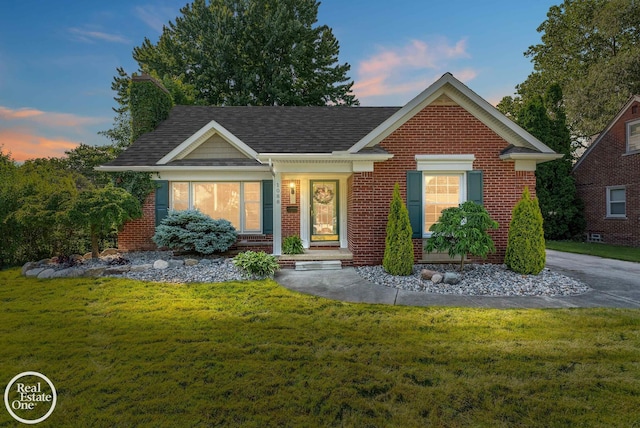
107,105 -> 400,167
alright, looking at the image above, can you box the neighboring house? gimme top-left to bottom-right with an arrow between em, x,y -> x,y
573,95 -> 640,247
98,73 -> 560,266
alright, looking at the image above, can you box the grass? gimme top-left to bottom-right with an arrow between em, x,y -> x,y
547,240 -> 640,263
1,269 -> 639,427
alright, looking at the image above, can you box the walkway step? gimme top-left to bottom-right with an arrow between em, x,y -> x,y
295,260 -> 342,271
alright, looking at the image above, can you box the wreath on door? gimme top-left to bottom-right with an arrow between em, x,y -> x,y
313,186 -> 334,204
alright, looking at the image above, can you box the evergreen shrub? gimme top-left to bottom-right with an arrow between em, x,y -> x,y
152,209 -> 238,255
383,183 -> 414,276
505,187 -> 546,275
233,251 -> 280,279
282,235 -> 304,255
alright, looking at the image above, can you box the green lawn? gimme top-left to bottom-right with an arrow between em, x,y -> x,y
547,240 -> 640,263
1,269 -> 639,427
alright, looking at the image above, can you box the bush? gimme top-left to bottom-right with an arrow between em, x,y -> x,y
505,187 -> 546,275
383,183 -> 414,276
424,201 -> 498,270
282,235 -> 304,255
233,251 -> 280,279
153,209 -> 238,255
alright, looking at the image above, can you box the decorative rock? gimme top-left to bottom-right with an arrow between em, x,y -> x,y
199,259 -> 212,265
420,269 -> 439,280
25,268 -> 46,277
168,259 -> 184,268
21,262 -> 38,276
104,265 -> 131,274
129,264 -> 152,272
100,248 -> 119,257
184,259 -> 199,266
51,268 -> 83,278
83,267 -> 106,277
37,268 -> 56,279
83,252 -> 93,260
443,272 -> 461,285
431,273 -> 443,284
153,260 -> 170,270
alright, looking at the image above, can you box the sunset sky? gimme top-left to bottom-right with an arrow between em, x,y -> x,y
0,0 -> 557,161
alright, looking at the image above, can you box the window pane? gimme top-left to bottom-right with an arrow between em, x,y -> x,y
424,175 -> 461,231
244,202 -> 261,231
244,182 -> 261,202
171,182 -> 189,211
610,188 -> 625,202
610,202 -> 625,215
193,182 -> 240,229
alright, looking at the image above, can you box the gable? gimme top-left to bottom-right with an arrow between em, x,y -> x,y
181,134 -> 249,160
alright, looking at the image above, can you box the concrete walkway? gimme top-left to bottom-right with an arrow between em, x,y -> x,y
275,250 -> 640,309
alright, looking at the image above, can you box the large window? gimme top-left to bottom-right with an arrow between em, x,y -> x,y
606,186 -> 626,218
423,174 -> 464,235
627,120 -> 640,153
170,182 -> 261,233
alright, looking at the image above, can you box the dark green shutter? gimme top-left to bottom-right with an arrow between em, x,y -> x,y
155,180 -> 169,226
467,170 -> 483,205
262,180 -> 273,234
406,171 -> 422,238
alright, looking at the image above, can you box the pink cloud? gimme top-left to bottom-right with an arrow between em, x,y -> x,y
353,37 -> 476,104
0,129 -> 80,162
0,106 -> 108,128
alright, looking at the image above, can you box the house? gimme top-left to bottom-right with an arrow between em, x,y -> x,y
573,95 -> 640,247
98,73 -> 560,267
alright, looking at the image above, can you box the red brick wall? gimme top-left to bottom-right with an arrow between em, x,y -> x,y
347,105 -> 537,265
281,179 -> 301,240
574,100 -> 640,247
118,192 -> 157,251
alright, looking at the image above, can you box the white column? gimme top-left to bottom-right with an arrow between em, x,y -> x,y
273,172 -> 282,255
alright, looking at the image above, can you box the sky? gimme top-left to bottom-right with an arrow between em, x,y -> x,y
0,0 -> 557,161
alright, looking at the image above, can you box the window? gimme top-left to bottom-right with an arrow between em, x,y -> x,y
170,181 -> 261,233
606,186 -> 626,218
423,174 -> 465,235
627,120 -> 640,153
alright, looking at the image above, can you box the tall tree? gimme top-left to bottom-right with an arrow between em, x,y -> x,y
132,0 -> 357,106
516,85 -> 585,240
518,0 -> 640,138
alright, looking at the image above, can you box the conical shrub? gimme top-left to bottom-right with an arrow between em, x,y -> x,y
383,183 -> 414,276
505,187 -> 546,275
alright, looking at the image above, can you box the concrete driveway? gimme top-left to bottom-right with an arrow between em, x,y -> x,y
276,250 -> 640,309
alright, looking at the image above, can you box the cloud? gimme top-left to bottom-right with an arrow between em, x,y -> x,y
134,5 -> 176,33
0,128 -> 79,161
0,106 -> 108,128
353,37 -> 477,105
68,27 -> 130,44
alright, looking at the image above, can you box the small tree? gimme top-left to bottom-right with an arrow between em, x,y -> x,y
424,201 -> 498,271
69,185 -> 142,258
383,183 -> 414,276
505,187 -> 546,275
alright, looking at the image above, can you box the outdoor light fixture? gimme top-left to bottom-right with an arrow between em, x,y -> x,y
289,182 -> 296,204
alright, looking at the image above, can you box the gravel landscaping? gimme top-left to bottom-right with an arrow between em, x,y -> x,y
356,264 -> 590,296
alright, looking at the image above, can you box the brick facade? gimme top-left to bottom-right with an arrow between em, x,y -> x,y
347,105 -> 537,265
574,100 -> 640,247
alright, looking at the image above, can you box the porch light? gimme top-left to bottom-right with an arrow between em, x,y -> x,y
289,182 -> 296,204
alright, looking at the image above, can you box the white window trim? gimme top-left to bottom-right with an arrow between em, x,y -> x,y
422,172 -> 467,238
626,119 -> 640,153
416,154 -> 475,171
170,181 -> 263,234
606,185 -> 626,218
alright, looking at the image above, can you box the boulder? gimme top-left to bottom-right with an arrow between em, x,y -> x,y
184,258 -> 199,266
168,259 -> 184,268
25,268 -> 45,277
443,272 -> 461,285
153,260 -> 170,270
420,269 -> 440,280
431,273 -> 443,284
51,268 -> 83,278
100,248 -> 119,257
83,267 -> 106,277
199,259 -> 212,266
21,262 -> 38,276
83,252 -> 93,260
37,268 -> 56,279
130,264 -> 153,272
104,265 -> 131,275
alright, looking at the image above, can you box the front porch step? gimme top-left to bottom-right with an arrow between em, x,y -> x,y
295,260 -> 342,271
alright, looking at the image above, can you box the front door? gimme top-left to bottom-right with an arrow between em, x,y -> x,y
310,180 -> 339,242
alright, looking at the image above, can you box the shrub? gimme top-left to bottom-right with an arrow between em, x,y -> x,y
425,201 -> 498,271
505,187 -> 546,275
383,183 -> 414,276
153,209 -> 238,255
282,235 -> 304,255
233,251 -> 280,279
